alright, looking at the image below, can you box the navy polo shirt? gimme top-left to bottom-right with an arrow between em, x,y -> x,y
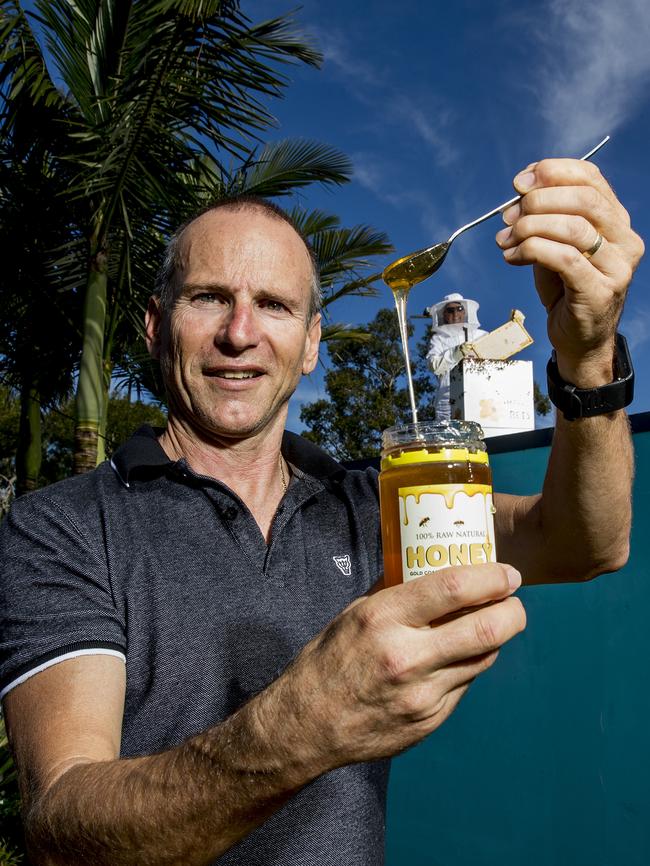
0,426 -> 390,865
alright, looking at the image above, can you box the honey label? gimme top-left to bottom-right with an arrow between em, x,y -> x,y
398,483 -> 496,582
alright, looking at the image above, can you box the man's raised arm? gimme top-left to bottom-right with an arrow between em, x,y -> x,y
493,157 -> 643,583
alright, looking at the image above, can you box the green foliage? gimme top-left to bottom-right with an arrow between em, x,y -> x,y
40,395 -> 166,484
0,836 -> 24,866
105,396 -> 167,454
227,140 -> 351,198
0,389 -> 166,496
0,716 -> 24,866
300,309 -> 435,461
0,388 -> 18,515
0,388 -> 18,472
0,719 -> 17,796
0,45 -> 83,489
534,381 -> 552,416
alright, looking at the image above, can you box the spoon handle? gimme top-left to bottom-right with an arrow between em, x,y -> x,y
446,135 -> 611,245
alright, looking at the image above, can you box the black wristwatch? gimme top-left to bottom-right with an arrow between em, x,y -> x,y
546,333 -> 634,421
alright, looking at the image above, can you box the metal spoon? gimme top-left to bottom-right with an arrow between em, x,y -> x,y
382,135 -> 611,291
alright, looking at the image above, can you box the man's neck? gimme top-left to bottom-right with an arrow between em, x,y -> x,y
158,416 -> 289,542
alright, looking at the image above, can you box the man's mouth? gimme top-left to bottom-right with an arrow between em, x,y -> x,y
205,369 -> 263,380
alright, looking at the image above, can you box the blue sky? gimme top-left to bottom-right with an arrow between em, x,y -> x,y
243,0 -> 650,432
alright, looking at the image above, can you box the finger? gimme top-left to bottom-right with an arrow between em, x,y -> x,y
500,235 -> 632,295
416,650 -> 502,711
377,563 -> 522,628
513,158 -> 625,215
425,595 -> 526,669
388,595 -> 526,680
497,215 -> 623,281
386,651 -> 503,729
497,214 -> 605,256
502,187 -> 643,272
392,681 -> 474,731
502,186 -> 628,248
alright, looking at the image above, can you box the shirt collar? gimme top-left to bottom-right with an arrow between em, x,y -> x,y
110,425 -> 171,486
110,425 -> 346,487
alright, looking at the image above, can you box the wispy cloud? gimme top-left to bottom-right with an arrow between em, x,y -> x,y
621,302 -> 650,351
319,39 -> 381,92
383,95 -> 457,168
350,154 -> 387,198
533,0 -> 650,151
352,150 -> 450,241
316,29 -> 458,166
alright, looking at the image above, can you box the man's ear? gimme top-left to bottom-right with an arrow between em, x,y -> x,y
145,296 -> 162,360
302,313 -> 321,375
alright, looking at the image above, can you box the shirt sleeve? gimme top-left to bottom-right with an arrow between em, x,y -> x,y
0,490 -> 126,700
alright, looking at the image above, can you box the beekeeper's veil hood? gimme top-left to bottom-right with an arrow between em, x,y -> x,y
425,293 -> 481,329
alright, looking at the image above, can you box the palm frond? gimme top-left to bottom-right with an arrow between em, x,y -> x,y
320,323 -> 372,343
322,271 -> 386,308
289,207 -> 341,237
0,2 -> 69,132
228,139 -> 352,198
313,225 -> 393,282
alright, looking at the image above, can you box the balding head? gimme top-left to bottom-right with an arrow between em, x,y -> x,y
155,196 -> 322,323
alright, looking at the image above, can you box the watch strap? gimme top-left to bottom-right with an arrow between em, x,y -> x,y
546,333 -> 634,421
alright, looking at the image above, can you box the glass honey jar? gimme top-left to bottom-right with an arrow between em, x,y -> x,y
379,421 -> 496,586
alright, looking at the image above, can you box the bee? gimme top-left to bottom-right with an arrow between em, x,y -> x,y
454,520 -> 465,526
418,516 -> 430,527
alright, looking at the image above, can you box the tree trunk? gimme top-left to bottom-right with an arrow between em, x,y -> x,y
16,379 -> 42,496
96,358 -> 112,466
73,248 -> 108,474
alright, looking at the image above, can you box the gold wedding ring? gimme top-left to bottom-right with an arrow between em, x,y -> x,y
582,232 -> 604,259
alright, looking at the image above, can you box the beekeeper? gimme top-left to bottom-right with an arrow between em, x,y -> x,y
426,292 -> 487,419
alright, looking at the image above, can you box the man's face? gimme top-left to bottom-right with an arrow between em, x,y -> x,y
442,303 -> 466,324
146,207 -> 321,441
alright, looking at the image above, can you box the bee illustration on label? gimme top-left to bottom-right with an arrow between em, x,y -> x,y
418,516 -> 430,527
454,520 -> 465,526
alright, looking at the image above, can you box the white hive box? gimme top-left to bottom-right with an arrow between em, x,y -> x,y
449,358 -> 535,437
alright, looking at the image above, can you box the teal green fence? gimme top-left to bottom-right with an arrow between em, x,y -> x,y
385,415 -> 650,866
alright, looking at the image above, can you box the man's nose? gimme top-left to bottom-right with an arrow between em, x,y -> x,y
218,301 -> 260,350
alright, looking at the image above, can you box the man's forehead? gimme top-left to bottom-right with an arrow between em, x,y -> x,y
167,204 -> 316,312
178,205 -> 308,262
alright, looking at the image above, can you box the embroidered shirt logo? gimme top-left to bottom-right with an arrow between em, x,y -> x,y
333,554 -> 352,576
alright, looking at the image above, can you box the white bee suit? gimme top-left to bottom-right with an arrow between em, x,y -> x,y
426,293 -> 487,420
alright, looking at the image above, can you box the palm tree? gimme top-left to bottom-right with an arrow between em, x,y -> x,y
1,0 -> 355,473
0,17 -> 82,493
0,153 -> 82,494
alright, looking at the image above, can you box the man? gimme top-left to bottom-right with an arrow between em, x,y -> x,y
425,292 -> 487,419
0,158 -> 643,866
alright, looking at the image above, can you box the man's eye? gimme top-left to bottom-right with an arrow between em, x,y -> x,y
261,299 -> 287,312
194,293 -> 224,305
